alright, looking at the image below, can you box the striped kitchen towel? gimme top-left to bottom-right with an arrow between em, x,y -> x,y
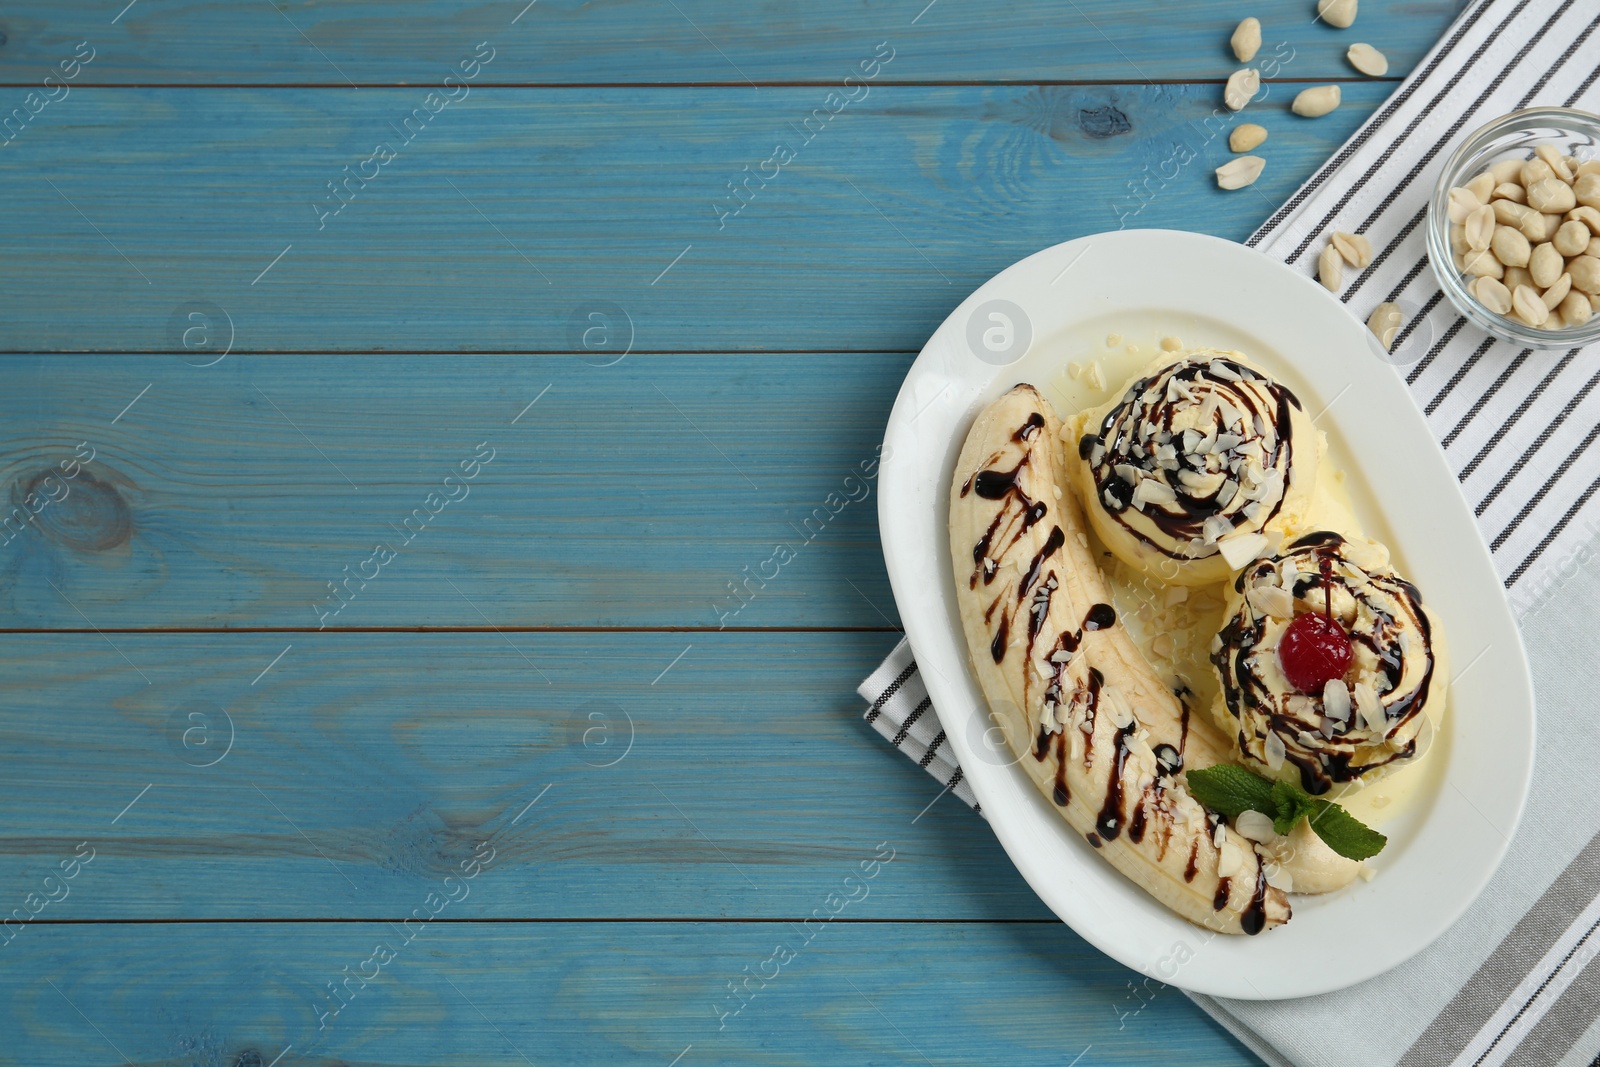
858,641 -> 979,813
862,0 -> 1600,1063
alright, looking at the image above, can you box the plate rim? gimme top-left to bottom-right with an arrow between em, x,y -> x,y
876,228 -> 1536,1000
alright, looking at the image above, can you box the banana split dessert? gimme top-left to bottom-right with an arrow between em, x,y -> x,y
949,350 -> 1448,935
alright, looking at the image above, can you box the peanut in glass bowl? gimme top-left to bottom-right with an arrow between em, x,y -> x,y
1427,106 -> 1600,351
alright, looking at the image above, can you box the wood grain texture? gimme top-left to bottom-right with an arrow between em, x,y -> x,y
0,83 -> 1392,352
0,0 -> 1457,1059
0,630 -> 1076,920
1,921 -> 1255,1066
0,0 -> 1461,84
0,352 -> 906,629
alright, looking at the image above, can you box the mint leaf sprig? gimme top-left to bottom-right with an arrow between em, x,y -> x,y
1184,763 -> 1387,862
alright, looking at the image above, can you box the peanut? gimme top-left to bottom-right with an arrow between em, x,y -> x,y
1465,205 -> 1496,252
1535,144 -> 1574,183
1448,186 -> 1482,224
1292,85 -> 1341,118
1576,172 -> 1600,209
1542,272 -> 1572,310
1230,123 -> 1268,152
1225,68 -> 1261,111
1530,241 -> 1563,287
1522,212 -> 1556,243
1563,290 -> 1594,325
1503,265 -> 1533,292
1554,220 -> 1591,257
1470,276 -> 1513,315
1491,158 -> 1526,184
1461,248 -> 1503,279
1521,158 -> 1555,188
1216,155 -> 1266,190
1317,0 -> 1357,28
1527,177 -> 1577,213
1347,43 -> 1388,76
1492,199 -> 1534,227
1231,17 -> 1262,62
1570,255 -> 1600,294
1367,302 -> 1403,350
1512,284 -> 1549,327
1331,231 -> 1373,267
1491,225 -> 1532,267
1318,244 -> 1344,291
1567,205 -> 1600,231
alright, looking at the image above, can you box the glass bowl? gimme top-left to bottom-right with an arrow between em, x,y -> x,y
1427,106 -> 1600,351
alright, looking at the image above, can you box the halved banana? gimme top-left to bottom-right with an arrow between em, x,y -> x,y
949,384 -> 1290,935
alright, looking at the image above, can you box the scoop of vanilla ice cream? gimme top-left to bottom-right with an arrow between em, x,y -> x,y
1069,350 -> 1322,586
1210,531 -> 1449,795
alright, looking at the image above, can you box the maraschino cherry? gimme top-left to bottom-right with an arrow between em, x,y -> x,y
1277,556 -> 1353,694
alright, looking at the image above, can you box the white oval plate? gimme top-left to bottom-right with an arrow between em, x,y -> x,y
878,229 -> 1534,1000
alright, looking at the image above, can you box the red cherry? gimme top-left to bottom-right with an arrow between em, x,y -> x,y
1278,612 -> 1353,693
1277,556 -> 1353,694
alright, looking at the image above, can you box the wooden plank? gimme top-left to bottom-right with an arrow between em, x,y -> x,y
2,920 -> 1255,1066
0,352 -> 908,629
0,83 -> 1393,353
0,0 -> 1459,84
0,630 -> 1064,920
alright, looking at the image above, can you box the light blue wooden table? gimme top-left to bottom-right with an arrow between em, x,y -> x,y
0,2 -> 1465,1062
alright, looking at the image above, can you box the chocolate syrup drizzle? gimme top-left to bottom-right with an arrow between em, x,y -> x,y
1078,356 -> 1304,561
1212,531 -> 1436,794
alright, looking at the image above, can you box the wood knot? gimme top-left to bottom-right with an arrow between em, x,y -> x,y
21,468 -> 132,551
1078,106 -> 1131,138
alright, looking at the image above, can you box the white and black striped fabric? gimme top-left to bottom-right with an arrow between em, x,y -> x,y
1247,0 -> 1600,611
857,643 -> 979,813
862,1 -> 1600,1062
